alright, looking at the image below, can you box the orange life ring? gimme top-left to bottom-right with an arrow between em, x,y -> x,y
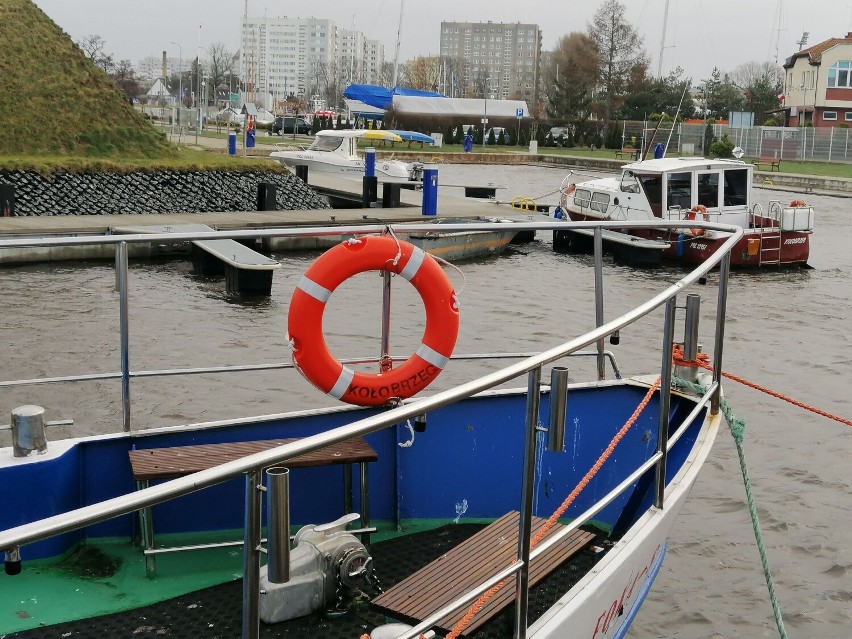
287,235 -> 460,407
685,205 -> 709,236
789,199 -> 807,208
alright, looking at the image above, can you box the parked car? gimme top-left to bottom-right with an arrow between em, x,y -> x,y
273,116 -> 311,135
485,127 -> 511,144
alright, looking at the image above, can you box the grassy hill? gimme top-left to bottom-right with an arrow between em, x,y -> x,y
0,0 -> 177,160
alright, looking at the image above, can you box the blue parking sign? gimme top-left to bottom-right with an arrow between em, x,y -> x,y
516,108 -> 524,117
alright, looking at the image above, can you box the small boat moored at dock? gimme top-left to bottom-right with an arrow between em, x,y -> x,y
269,129 -> 424,182
0,219 -> 741,639
554,155 -> 815,267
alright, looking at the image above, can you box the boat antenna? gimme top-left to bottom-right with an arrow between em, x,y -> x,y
662,83 -> 689,156
641,116 -> 663,161
657,0 -> 671,77
392,0 -> 404,88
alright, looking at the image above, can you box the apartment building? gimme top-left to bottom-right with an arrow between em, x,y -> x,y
241,16 -> 385,110
439,21 -> 541,104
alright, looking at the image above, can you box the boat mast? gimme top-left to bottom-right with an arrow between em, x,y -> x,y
392,0 -> 404,88
657,0 -> 670,77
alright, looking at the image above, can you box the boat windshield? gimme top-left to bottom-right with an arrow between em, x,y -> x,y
307,136 -> 344,152
636,174 -> 663,217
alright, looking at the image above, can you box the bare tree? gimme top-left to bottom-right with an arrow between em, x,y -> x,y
406,56 -> 442,92
207,42 -> 234,101
587,0 -> 648,135
77,34 -> 115,73
112,59 -> 142,102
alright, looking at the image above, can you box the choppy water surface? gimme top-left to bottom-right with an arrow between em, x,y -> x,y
1,164 -> 850,638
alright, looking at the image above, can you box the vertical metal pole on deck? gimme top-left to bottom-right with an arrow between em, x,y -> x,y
593,227 -> 605,380
514,367 -> 541,639
711,253 -> 731,415
265,467 -> 290,584
117,241 -> 131,432
654,297 -> 677,509
380,271 -> 392,370
360,461 -> 371,546
242,470 -> 263,639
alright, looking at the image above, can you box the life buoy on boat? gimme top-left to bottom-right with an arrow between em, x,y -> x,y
789,199 -> 807,208
685,205 -> 709,237
287,235 -> 459,407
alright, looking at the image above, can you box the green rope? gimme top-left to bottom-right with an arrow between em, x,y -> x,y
674,376 -> 788,639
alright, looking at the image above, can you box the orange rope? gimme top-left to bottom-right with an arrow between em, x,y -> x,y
672,344 -> 852,428
444,377 -> 662,639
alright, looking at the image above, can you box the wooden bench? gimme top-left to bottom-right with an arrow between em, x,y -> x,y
129,436 -> 378,576
614,147 -> 637,159
753,157 -> 781,172
371,511 -> 595,637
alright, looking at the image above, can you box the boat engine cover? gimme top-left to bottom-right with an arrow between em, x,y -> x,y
259,514 -> 371,623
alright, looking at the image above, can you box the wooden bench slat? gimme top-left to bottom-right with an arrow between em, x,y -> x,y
389,514 -> 521,618
128,437 -> 378,480
372,511 -> 595,637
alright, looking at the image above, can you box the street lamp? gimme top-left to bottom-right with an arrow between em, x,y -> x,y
171,42 -> 182,108
482,77 -> 492,151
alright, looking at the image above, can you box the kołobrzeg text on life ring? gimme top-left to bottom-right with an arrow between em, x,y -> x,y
287,235 -> 460,407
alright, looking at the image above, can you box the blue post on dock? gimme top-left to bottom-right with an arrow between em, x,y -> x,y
362,147 -> 378,208
228,132 -> 237,156
364,147 -> 376,177
422,164 -> 438,216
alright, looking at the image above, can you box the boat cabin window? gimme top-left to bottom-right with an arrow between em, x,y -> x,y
308,136 -> 344,152
590,192 -> 610,214
722,168 -> 749,206
666,172 -> 692,210
574,188 -> 591,208
620,171 -> 640,193
697,172 -> 720,209
636,174 -> 662,217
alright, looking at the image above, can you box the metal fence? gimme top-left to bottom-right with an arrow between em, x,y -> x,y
615,121 -> 852,164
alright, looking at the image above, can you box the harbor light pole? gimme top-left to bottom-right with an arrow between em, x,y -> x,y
482,77 -> 492,151
171,42 -> 182,108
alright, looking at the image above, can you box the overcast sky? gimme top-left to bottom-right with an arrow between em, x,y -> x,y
33,0 -> 852,83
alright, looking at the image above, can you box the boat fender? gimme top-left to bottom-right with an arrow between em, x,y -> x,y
685,205 -> 709,236
789,199 -> 807,208
287,235 -> 459,407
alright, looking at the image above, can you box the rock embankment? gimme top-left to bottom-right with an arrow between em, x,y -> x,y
0,170 -> 330,216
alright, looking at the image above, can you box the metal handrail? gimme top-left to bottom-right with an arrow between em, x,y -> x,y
0,220 -> 741,639
0,350 -> 621,389
0,219 -> 740,540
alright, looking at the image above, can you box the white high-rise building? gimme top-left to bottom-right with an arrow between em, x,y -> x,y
241,16 -> 385,112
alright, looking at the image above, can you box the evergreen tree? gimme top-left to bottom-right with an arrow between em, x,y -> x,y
588,0 -> 649,138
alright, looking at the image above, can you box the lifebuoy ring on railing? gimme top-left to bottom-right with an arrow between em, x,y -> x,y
789,199 -> 807,208
287,235 -> 459,407
685,205 -> 709,236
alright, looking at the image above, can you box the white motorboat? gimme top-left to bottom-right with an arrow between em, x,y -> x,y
554,156 -> 815,267
269,129 -> 423,181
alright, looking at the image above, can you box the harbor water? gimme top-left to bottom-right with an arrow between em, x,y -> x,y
1,164 -> 850,638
